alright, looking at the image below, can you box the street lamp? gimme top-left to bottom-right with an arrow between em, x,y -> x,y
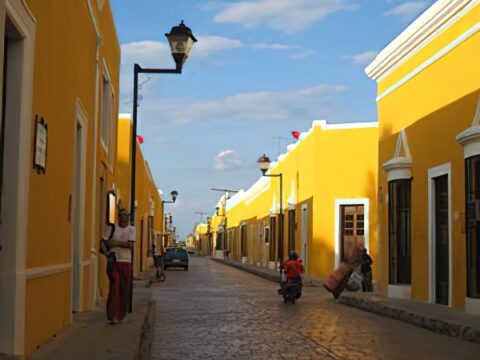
257,154 -> 283,286
162,191 -> 178,248
129,21 -> 196,313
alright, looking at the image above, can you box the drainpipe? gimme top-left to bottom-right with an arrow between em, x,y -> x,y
87,0 -> 103,310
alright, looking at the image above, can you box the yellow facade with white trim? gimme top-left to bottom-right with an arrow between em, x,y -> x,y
213,121 -> 378,280
366,0 -> 480,310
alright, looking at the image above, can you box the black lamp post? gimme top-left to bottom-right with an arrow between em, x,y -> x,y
257,154 -> 283,286
162,190 -> 178,248
129,21 -> 196,313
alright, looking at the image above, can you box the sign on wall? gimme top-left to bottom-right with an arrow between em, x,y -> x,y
33,115 -> 48,174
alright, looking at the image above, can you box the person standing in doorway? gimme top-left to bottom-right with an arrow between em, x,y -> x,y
104,208 -> 135,324
360,248 -> 373,292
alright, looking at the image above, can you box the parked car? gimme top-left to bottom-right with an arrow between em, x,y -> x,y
164,247 -> 189,271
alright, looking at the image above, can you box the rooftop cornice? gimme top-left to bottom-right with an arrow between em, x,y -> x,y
366,0 -> 476,81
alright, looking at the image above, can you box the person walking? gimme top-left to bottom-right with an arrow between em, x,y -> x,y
360,247 -> 373,292
104,208 -> 135,324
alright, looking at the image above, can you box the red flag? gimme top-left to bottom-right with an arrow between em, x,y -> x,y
291,131 -> 300,140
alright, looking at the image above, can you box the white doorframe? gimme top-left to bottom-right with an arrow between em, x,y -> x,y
428,162 -> 452,306
334,198 -> 370,269
71,100 -> 88,313
0,2 -> 36,355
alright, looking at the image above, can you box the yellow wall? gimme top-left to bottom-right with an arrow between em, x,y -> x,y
116,115 -> 164,275
220,121 -> 378,279
371,3 -> 479,308
24,0 -> 120,353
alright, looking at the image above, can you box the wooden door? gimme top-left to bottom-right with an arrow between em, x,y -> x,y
341,205 -> 365,262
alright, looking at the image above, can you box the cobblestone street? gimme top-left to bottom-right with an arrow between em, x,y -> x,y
149,257 -> 479,360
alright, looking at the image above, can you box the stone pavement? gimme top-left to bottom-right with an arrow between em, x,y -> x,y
148,256 -> 480,359
16,273 -> 155,360
212,257 -> 480,346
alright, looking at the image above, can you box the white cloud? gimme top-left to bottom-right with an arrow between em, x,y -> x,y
121,40 -> 171,66
352,51 -> 379,65
120,36 -> 309,67
251,43 -> 301,50
211,0 -> 359,33
383,1 -> 430,18
141,84 -> 348,126
213,149 -> 243,170
192,36 -> 243,57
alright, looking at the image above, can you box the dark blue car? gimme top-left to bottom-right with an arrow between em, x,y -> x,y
164,247 -> 189,271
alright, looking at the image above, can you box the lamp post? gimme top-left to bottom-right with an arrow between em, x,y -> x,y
162,191 -> 178,249
257,154 -> 283,286
211,188 -> 239,258
129,20 -> 196,313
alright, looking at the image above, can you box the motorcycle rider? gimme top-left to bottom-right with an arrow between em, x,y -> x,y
283,251 -> 304,285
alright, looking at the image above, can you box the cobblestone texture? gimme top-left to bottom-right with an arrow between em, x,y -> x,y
149,257 -> 480,359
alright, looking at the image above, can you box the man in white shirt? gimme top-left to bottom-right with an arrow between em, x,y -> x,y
104,208 -> 135,323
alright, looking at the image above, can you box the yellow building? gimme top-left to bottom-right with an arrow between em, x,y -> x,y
194,223 -> 212,256
0,0 -> 121,354
104,114 -> 164,295
365,0 -> 479,312
214,120 -> 378,280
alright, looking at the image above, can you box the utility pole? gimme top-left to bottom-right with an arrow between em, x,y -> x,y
271,136 -> 289,156
194,211 -> 209,223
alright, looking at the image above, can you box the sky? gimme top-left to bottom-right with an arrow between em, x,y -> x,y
111,0 -> 435,240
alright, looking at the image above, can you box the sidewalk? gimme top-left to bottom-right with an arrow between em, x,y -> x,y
22,272 -> 155,360
212,257 -> 480,345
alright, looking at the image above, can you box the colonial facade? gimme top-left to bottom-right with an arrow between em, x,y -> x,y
211,120 -> 378,280
366,0 -> 479,312
0,1 -> 164,355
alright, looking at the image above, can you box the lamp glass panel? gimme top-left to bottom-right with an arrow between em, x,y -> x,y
258,161 -> 270,171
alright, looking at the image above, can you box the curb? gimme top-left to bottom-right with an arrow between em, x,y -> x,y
339,294 -> 480,345
136,299 -> 156,360
210,258 -> 280,283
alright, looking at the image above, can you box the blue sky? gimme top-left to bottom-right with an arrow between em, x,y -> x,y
111,0 -> 435,240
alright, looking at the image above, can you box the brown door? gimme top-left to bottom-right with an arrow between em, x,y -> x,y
435,174 -> 449,305
341,205 -> 365,262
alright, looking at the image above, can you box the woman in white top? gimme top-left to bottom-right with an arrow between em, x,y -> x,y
104,208 -> 135,324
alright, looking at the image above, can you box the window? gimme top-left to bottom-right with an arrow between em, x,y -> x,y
241,224 -> 247,257
388,179 -> 412,284
100,75 -> 110,150
466,156 -> 480,298
269,217 -> 276,261
108,89 -> 116,167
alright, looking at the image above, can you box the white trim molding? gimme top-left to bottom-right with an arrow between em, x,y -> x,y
366,0 -> 478,81
26,263 -> 72,280
0,1 -> 36,355
334,198 -> 370,269
456,96 -> 480,158
314,119 -> 378,130
388,284 -> 412,300
375,22 -> 480,101
383,130 -> 413,181
428,162 -> 453,306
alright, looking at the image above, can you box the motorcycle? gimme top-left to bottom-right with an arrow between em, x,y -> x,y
278,269 -> 303,304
